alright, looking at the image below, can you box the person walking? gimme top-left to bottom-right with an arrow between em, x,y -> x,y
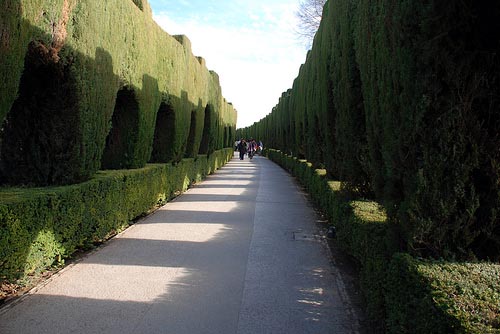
247,139 -> 257,159
237,139 -> 247,160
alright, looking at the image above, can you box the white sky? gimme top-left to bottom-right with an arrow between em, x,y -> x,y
149,0 -> 308,128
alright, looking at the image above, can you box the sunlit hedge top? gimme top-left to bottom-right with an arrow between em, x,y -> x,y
0,0 -> 237,186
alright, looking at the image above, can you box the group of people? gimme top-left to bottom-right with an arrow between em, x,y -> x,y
235,138 -> 263,160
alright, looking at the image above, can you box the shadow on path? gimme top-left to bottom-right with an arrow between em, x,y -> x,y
0,155 -> 365,334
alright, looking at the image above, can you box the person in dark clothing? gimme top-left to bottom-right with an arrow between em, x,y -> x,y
247,138 -> 257,159
237,139 -> 247,160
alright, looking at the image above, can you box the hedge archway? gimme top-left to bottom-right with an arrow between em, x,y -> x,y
198,104 -> 212,155
184,110 -> 198,158
150,101 -> 176,162
100,87 -> 139,169
0,41 -> 80,186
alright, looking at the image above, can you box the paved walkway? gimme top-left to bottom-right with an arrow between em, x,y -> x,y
0,154 -> 361,333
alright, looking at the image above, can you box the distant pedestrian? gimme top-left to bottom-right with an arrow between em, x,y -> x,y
237,139 -> 247,160
247,138 -> 257,159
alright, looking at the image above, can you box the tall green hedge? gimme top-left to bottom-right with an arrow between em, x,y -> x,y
330,0 -> 370,195
353,0 -> 500,259
0,0 -> 237,186
239,0 -> 500,261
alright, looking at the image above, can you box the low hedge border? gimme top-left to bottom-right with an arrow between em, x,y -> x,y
0,148 -> 234,284
265,149 -> 500,334
387,253 -> 500,334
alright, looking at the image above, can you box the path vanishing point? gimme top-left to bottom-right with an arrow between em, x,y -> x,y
0,153 -> 363,334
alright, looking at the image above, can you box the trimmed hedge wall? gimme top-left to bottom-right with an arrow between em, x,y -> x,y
238,0 -> 500,261
0,0 -> 237,186
266,149 -> 500,334
0,148 -> 233,282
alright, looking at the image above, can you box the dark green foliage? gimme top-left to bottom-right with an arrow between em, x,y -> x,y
184,108 -> 205,158
0,0 -> 237,186
330,0 -> 370,195
131,0 -> 143,11
386,253 -> 460,334
304,9 -> 332,170
150,101 -> 176,162
223,126 -> 230,149
402,1 -> 500,260
341,200 -> 395,332
0,16 -> 120,187
101,87 -> 140,169
351,0 -> 500,260
0,41 -> 82,186
198,104 -> 213,155
387,254 -> 500,334
0,0 -> 35,125
240,0 -> 500,261
184,110 -> 198,158
0,148 -> 233,282
75,47 -> 120,176
257,0 -> 500,328
0,0 -> 237,296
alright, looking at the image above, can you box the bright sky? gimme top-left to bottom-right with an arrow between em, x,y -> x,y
149,0 -> 308,129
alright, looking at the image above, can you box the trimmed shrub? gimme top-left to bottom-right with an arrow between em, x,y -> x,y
341,200 -> 392,330
387,253 -> 500,334
0,148 -> 233,283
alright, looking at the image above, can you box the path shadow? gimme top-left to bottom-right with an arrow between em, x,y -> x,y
1,157 -> 360,333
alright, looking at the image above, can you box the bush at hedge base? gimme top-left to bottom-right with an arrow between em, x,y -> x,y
0,148 -> 233,284
387,253 -> 500,334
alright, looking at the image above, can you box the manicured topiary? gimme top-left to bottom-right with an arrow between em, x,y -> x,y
387,254 -> 500,334
0,0 -> 237,185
